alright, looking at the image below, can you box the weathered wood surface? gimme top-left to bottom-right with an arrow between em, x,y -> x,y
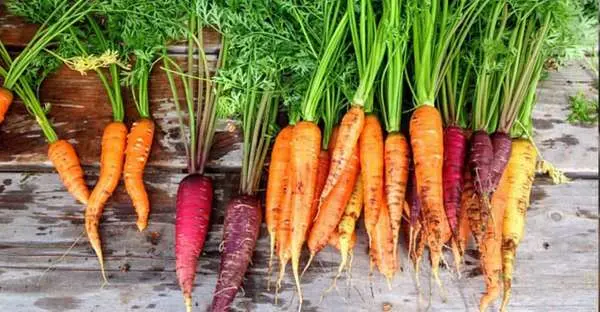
0,173 -> 596,312
0,7 -> 598,312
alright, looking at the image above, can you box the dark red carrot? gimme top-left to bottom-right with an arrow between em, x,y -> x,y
211,195 -> 262,312
443,126 -> 468,235
469,130 -> 493,198
175,174 -> 213,312
489,131 -> 512,191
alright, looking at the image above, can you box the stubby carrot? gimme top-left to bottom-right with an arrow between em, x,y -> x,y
360,115 -> 385,243
500,139 -> 537,312
265,125 -> 293,289
409,105 -> 452,285
175,174 -> 213,312
384,132 -> 409,262
123,118 -> 155,231
289,121 -> 321,304
0,87 -> 13,124
85,121 -> 128,282
48,139 -> 90,205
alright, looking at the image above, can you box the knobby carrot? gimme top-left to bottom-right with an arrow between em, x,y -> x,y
360,114 -> 385,243
305,146 -> 359,271
321,106 -> 364,200
500,139 -> 537,312
265,125 -> 293,289
464,169 -> 485,245
409,105 -> 451,285
479,162 -> 508,312
384,132 -> 409,263
0,87 -> 13,124
85,121 -> 128,282
123,118 -> 155,231
289,121 -> 321,304
48,140 -> 90,205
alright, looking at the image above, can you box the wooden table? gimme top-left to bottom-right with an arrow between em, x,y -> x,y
0,7 -> 598,312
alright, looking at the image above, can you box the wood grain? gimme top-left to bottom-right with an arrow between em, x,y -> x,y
0,171 -> 596,312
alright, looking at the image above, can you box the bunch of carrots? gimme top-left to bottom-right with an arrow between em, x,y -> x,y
2,0 -> 583,311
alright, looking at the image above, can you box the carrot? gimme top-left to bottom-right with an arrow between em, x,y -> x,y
312,149 -> 331,221
275,161 -> 294,293
328,126 -> 339,157
500,139 -> 537,312
489,132 -> 512,191
334,174 -> 363,277
370,201 -> 396,285
123,118 -> 155,231
443,126 -> 468,235
289,121 -> 321,304
85,121 -> 128,282
457,190 -> 472,257
175,174 -> 213,311
306,146 -> 359,268
265,125 -> 293,289
360,115 -> 385,242
0,87 -> 13,124
409,105 -> 451,285
384,132 -> 409,262
479,160 -> 508,312
48,140 -> 90,205
211,195 -> 262,312
469,130 -> 493,206
464,169 -> 485,245
328,230 -> 358,252
321,106 -> 364,200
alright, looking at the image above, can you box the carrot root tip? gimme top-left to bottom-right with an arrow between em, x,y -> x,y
184,295 -> 192,312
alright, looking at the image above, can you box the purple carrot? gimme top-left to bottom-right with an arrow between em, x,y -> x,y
175,174 -> 213,312
409,171 -> 421,228
442,126 -> 468,235
211,195 -> 262,312
468,130 -> 493,198
489,131 -> 512,190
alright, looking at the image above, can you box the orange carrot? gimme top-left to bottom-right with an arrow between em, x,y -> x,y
457,194 -> 471,257
266,125 -> 293,290
479,167 -> 508,311
123,118 -> 155,231
328,230 -> 357,251
311,149 -> 331,221
464,169 -> 485,245
384,132 -> 410,262
85,121 -> 128,282
328,126 -> 340,157
360,114 -> 385,242
0,87 -> 13,124
370,201 -> 396,285
409,105 -> 451,285
48,139 -> 90,205
275,151 -> 294,294
307,146 -> 359,260
289,121 -> 321,304
321,106 -> 364,200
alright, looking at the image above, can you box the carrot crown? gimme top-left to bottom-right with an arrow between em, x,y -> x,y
380,0 -> 409,133
0,42 -> 58,143
409,0 -> 486,108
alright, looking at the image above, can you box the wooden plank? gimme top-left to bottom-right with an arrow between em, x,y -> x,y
0,171 -> 597,311
534,60 -> 599,176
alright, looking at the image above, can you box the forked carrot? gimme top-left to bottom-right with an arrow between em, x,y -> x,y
360,115 -> 385,243
0,87 -> 13,124
289,121 -> 321,304
265,125 -> 293,290
409,105 -> 452,286
48,140 -> 90,205
123,118 -> 155,231
85,121 -> 128,282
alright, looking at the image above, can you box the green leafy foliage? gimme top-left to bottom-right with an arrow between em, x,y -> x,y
568,91 -> 598,124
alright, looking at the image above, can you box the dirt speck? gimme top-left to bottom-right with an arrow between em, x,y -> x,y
120,263 -> 131,272
543,242 -> 550,250
147,231 -> 161,245
146,303 -> 156,309
2,179 -> 11,186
